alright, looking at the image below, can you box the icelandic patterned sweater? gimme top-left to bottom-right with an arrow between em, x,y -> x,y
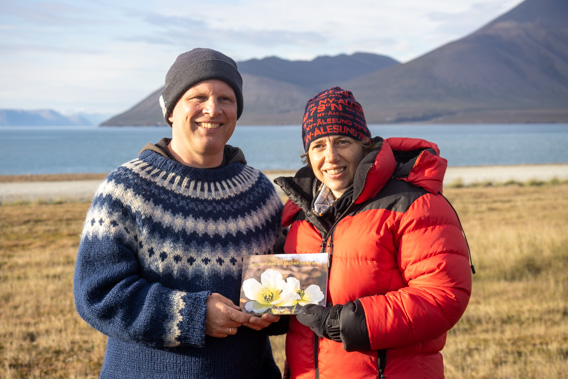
73,145 -> 283,378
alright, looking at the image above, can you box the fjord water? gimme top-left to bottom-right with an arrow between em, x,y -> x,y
0,124 -> 567,175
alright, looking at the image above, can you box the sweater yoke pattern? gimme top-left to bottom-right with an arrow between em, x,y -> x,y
81,151 -> 282,290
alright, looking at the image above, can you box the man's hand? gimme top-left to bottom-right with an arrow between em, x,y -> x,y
243,313 -> 281,331
205,293 -> 249,338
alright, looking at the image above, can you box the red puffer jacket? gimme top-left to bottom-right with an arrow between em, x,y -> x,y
275,137 -> 472,379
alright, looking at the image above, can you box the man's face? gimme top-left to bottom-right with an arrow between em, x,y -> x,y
168,79 -> 237,167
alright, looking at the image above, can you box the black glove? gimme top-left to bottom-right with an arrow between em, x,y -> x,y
296,304 -> 343,342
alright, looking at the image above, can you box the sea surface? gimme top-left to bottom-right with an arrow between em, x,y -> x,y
0,124 -> 567,175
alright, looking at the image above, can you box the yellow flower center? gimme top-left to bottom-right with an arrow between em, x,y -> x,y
261,288 -> 281,304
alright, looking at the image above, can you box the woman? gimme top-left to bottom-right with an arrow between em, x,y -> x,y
274,87 -> 473,378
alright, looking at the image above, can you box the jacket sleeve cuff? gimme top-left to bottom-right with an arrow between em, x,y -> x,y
339,300 -> 371,352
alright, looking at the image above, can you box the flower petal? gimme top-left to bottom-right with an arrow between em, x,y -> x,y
242,278 -> 263,301
298,284 -> 325,305
285,277 -> 301,292
260,269 -> 286,290
245,300 -> 273,313
275,285 -> 301,307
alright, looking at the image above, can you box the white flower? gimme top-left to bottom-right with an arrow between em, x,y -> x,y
282,277 -> 325,306
242,269 -> 300,313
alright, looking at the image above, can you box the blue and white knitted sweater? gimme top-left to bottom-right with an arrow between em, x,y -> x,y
74,145 -> 283,378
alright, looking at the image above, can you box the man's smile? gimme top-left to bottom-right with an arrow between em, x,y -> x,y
197,122 -> 222,129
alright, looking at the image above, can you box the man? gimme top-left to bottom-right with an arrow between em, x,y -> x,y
74,48 -> 284,378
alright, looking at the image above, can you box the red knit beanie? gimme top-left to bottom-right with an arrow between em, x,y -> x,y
302,87 -> 371,151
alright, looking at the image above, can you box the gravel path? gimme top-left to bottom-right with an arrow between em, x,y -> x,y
1,164 -> 567,203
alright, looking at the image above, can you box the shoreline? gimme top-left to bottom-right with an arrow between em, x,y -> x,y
1,163 -> 567,203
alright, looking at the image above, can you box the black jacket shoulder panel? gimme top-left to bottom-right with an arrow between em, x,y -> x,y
354,179 -> 428,215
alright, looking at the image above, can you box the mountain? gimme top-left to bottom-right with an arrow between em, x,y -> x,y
74,111 -> 114,126
343,0 -> 568,123
0,109 -> 92,126
102,0 -> 568,126
100,53 -> 400,126
100,87 -> 166,127
238,53 -> 400,90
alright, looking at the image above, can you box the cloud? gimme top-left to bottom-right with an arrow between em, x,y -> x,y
126,10 -> 327,53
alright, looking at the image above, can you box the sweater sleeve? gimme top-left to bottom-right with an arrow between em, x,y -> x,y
358,193 -> 472,351
73,191 -> 210,349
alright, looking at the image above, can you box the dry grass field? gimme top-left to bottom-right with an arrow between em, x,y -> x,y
1,181 -> 567,378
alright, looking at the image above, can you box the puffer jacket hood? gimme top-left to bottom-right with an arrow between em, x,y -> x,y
388,137 -> 447,195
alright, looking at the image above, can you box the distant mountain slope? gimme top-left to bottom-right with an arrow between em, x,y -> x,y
238,53 -> 399,89
343,0 -> 568,123
0,109 -> 92,126
102,0 -> 568,126
101,88 -> 165,127
101,52 -> 400,126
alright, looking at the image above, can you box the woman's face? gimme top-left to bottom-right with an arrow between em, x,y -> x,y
307,135 -> 365,199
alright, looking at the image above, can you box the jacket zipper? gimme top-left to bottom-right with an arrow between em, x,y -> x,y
320,201 -> 353,281
319,234 -> 334,275
377,349 -> 387,378
312,203 -> 354,378
314,231 -> 333,379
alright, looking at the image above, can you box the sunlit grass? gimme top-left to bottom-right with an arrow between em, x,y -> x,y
1,182 -> 567,378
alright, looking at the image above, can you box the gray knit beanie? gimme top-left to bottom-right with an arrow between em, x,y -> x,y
159,48 -> 244,125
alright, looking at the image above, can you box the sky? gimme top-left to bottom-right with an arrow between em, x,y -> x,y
1,0 -> 524,118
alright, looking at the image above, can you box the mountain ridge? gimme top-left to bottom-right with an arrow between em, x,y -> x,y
96,0 -> 565,126
338,0 -> 568,123
101,52 -> 400,126
0,109 -> 92,127
13,0 -> 566,127
103,0 -> 568,126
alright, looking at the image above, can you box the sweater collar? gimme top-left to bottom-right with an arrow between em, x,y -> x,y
139,138 -> 247,168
